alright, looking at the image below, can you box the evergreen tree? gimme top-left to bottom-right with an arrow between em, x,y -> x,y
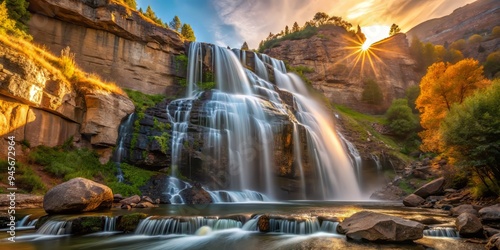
389,23 -> 401,36
144,5 -> 162,26
292,22 -> 300,32
241,41 -> 249,50
285,25 -> 289,35
169,15 -> 181,32
181,23 -> 196,41
121,0 -> 136,9
1,0 -> 30,31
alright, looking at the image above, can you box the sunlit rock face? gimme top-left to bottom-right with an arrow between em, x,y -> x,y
265,26 -> 419,114
0,38 -> 133,158
28,0 -> 186,95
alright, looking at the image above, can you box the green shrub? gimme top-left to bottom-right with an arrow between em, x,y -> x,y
124,89 -> 165,113
385,99 -> 417,137
259,26 -> 318,52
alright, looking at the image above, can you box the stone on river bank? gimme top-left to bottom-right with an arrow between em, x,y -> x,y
338,211 -> 425,242
43,177 -> 113,214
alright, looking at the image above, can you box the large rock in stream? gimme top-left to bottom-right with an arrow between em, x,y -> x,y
413,177 -> 445,198
456,212 -> 483,237
43,178 -> 113,214
338,211 -> 425,242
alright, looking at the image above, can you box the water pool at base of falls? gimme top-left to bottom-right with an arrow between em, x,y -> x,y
2,202 -> 481,250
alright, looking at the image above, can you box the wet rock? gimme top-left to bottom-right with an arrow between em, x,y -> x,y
484,226 -> 500,238
113,194 -> 124,203
486,233 -> 500,250
480,204 -> 500,223
135,201 -> 156,208
121,204 -> 131,210
71,216 -> 104,235
141,196 -> 154,204
413,177 -> 445,198
456,212 -> 483,237
370,184 -> 405,200
338,211 -> 425,242
403,194 -> 425,207
179,183 -> 213,204
43,178 -> 113,214
117,213 -> 148,233
450,204 -> 479,217
120,195 -> 141,205
258,215 -> 270,232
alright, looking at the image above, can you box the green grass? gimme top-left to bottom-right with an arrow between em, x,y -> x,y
334,104 -> 413,162
0,160 -> 46,194
398,180 -> 415,194
28,145 -> 155,196
124,89 -> 165,113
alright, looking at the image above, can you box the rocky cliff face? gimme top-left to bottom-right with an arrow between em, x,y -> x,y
27,0 -> 186,95
0,40 -> 134,159
407,0 -> 500,45
264,26 -> 419,113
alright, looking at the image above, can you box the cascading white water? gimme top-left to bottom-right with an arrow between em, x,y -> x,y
134,215 -> 341,236
371,154 -> 382,171
113,113 -> 135,182
170,42 -> 361,200
338,132 -> 362,182
424,227 -> 459,238
273,70 -> 361,199
36,221 -> 72,235
268,217 -> 321,234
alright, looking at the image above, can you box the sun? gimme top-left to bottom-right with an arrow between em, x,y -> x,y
360,25 -> 390,50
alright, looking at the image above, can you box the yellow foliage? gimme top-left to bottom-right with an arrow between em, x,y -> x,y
0,34 -> 125,95
416,58 -> 490,152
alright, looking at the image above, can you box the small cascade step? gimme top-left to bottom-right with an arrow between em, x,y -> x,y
424,227 -> 459,237
37,220 -> 72,235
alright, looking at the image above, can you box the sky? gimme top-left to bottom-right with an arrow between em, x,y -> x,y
136,0 -> 476,49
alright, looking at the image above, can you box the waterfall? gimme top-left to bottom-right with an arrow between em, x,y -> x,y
135,217 -> 219,235
168,42 -> 361,200
371,154 -> 382,171
320,221 -> 339,233
103,216 -> 117,232
36,220 -> 72,235
268,217 -> 321,234
274,70 -> 361,199
338,132 -> 362,182
113,113 -> 135,182
424,227 -> 459,238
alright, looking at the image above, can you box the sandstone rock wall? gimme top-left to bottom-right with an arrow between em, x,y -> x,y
28,0 -> 186,95
0,39 -> 133,158
265,26 -> 419,113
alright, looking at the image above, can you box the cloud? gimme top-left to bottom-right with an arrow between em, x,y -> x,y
210,0 -> 476,49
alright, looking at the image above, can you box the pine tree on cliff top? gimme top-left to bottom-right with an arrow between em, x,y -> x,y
1,0 -> 30,32
169,15 -> 182,32
181,23 -> 196,41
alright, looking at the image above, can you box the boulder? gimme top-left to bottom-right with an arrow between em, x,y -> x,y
43,178 -> 113,214
113,194 -> 124,203
486,233 -> 500,250
456,212 -> 483,237
338,211 -> 425,242
413,177 -> 445,198
480,204 -> 500,222
258,215 -> 270,232
450,204 -> 479,217
179,183 -> 213,205
403,194 -> 425,207
135,201 -> 156,208
120,195 -> 141,205
484,226 -> 500,238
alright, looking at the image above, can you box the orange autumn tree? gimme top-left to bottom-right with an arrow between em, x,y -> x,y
416,58 -> 490,152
